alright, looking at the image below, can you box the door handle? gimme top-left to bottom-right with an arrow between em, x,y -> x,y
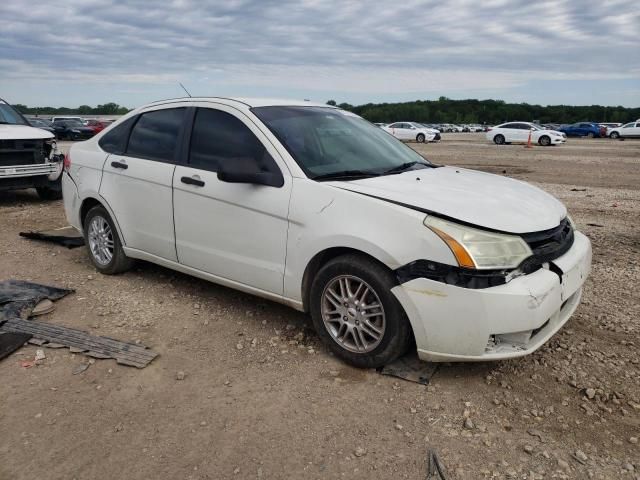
111,161 -> 128,170
181,176 -> 205,187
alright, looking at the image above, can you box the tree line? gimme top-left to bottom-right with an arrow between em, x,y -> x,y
11,98 -> 639,124
13,102 -> 130,116
326,98 -> 640,124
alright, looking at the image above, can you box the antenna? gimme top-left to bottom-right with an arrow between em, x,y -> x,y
179,82 -> 192,98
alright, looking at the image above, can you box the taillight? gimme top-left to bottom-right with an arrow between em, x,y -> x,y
487,127 -> 492,131
63,152 -> 71,172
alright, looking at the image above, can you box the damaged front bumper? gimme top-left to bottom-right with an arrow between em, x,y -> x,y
391,231 -> 591,362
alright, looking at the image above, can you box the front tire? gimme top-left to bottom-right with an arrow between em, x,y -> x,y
309,254 -> 412,368
586,132 -> 595,138
83,205 -> 133,275
36,176 -> 62,200
494,134 -> 505,145
610,131 -> 620,139
538,135 -> 551,146
416,133 -> 426,143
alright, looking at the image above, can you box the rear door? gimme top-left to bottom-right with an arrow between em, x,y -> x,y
172,104 -> 292,295
99,106 -> 187,261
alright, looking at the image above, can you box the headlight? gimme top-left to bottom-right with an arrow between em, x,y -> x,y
71,129 -> 80,133
424,216 -> 533,270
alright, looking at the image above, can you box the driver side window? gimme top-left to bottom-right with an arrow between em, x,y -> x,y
189,108 -> 281,177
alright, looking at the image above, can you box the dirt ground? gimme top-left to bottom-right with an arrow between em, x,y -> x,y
0,134 -> 638,480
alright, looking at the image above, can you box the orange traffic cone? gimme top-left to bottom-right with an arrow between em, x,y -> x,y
525,129 -> 533,148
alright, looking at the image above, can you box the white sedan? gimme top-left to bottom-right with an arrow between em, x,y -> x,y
486,122 -> 566,146
63,97 -> 590,366
382,122 -> 437,143
608,121 -> 640,139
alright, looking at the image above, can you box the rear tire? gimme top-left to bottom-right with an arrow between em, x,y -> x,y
538,135 -> 551,146
494,134 -> 505,145
83,205 -> 133,275
309,254 -> 412,368
416,133 -> 426,143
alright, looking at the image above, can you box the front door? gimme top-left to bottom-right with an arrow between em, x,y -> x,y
172,105 -> 291,295
99,107 -> 187,261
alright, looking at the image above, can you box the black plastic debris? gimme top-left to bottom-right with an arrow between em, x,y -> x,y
19,226 -> 85,249
0,332 -> 32,361
378,352 -> 439,385
0,280 -> 73,321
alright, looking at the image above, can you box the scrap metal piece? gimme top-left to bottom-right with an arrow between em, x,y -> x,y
378,352 -> 439,385
19,226 -> 85,249
427,449 -> 449,480
0,318 -> 157,368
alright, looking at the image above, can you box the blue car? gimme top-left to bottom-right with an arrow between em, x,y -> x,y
558,122 -> 602,138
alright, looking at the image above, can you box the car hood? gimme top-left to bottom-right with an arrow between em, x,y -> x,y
0,124 -> 55,140
328,166 -> 567,234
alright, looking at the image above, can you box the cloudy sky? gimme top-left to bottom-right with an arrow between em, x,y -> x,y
1,0 -> 638,108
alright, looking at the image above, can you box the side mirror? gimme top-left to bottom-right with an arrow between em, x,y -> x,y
217,164 -> 284,188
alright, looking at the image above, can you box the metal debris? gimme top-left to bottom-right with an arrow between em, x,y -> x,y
378,352 -> 439,385
0,318 -> 157,368
427,448 -> 449,480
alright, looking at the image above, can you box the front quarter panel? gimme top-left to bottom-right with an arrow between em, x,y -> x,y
283,178 -> 457,303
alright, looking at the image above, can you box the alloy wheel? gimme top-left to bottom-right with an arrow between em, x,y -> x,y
87,215 -> 114,266
321,275 -> 386,353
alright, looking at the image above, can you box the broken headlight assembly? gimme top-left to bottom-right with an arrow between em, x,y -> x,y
424,216 -> 533,270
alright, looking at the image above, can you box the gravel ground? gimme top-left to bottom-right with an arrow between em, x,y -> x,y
0,134 -> 638,479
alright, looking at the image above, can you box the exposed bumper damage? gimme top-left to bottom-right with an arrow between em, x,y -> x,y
0,138 -> 63,185
391,231 -> 591,362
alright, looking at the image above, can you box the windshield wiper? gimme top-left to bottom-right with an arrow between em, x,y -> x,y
312,170 -> 380,181
382,161 -> 431,175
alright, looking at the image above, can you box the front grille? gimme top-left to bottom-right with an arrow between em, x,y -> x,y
0,139 -> 45,167
519,218 -> 574,272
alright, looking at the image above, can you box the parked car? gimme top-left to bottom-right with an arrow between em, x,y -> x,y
86,119 -> 111,135
27,117 -> 56,135
558,122 -> 602,138
607,121 -> 640,139
599,122 -> 621,131
0,98 -> 64,199
52,119 -> 95,140
63,97 -> 591,367
374,123 -> 388,128
486,122 -> 566,146
419,124 -> 442,141
440,124 -> 462,133
382,122 -> 437,143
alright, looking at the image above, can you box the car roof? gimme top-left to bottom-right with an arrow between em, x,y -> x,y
145,96 -> 332,109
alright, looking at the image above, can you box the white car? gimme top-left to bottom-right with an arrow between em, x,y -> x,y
487,122 -> 566,146
0,98 -> 64,199
51,116 -> 87,125
382,122 -> 437,143
608,121 -> 640,139
63,97 -> 591,366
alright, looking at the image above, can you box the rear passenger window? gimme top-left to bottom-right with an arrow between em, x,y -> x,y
189,108 -> 280,176
126,108 -> 186,162
99,116 -> 137,154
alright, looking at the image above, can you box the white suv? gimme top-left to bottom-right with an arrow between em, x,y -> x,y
63,97 -> 591,366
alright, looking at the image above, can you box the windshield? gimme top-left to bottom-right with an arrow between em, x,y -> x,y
252,106 -> 431,179
0,103 -> 28,125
